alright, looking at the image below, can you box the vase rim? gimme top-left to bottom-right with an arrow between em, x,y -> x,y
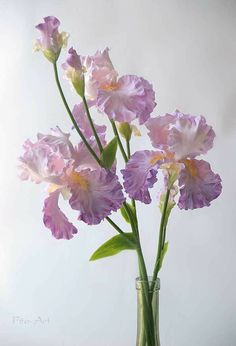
135,276 -> 160,291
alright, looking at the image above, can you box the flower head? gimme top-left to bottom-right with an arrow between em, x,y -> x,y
122,111 -> 222,209
34,16 -> 68,63
19,127 -> 125,238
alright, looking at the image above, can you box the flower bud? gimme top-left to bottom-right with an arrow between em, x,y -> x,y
62,48 -> 85,97
117,122 -> 132,141
34,16 -> 68,63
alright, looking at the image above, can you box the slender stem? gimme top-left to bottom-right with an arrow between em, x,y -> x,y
53,63 -> 102,165
106,217 -> 137,248
110,119 -> 128,162
82,95 -> 103,154
106,216 -> 125,235
124,202 -> 155,345
126,138 -> 131,159
151,189 -> 170,294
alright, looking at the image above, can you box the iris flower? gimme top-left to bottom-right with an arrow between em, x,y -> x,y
19,126 -> 125,239
122,110 -> 222,209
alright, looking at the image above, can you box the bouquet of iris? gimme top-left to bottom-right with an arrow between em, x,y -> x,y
18,16 -> 222,346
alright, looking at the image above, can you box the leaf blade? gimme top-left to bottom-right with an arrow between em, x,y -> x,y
90,233 -> 136,261
101,137 -> 118,169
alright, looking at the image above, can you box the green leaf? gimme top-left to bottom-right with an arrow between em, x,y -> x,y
90,233 -> 136,261
159,242 -> 169,271
120,203 -> 135,223
101,137 -> 118,169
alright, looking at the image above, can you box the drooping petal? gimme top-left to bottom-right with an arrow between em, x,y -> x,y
43,189 -> 78,239
146,114 -> 176,149
178,159 -> 222,210
121,150 -> 165,204
35,16 -> 68,62
72,102 -> 106,142
68,169 -> 125,224
168,111 -> 215,160
97,75 -> 156,124
82,47 -> 118,100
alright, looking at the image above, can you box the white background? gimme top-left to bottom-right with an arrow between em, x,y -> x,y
0,0 -> 236,345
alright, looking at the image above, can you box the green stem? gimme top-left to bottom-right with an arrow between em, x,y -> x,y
53,63 -> 102,166
110,119 -> 128,162
106,217 -> 136,248
151,189 -> 170,294
124,203 -> 155,345
126,138 -> 131,159
105,216 -> 125,235
82,95 -> 103,154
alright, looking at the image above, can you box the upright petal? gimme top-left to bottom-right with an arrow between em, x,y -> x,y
37,126 -> 74,158
97,75 -> 156,124
72,102 -> 106,142
68,169 -> 125,224
43,189 -> 78,239
82,47 -> 118,100
73,140 -> 102,171
121,150 -> 165,204
146,114 -> 176,149
168,111 -> 215,160
178,159 -> 222,210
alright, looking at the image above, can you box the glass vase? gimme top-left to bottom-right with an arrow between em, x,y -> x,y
136,277 -> 160,346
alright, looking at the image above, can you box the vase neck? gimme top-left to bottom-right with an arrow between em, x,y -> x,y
136,277 -> 160,346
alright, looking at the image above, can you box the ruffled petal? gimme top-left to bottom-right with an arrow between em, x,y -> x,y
37,126 -> 74,158
168,111 -> 215,160
18,139 -> 59,184
121,150 -> 165,204
146,111 -> 215,160
68,169 -> 125,224
72,102 -> 106,142
97,75 -> 156,124
43,189 -> 78,239
18,127 -> 74,184
178,159 -> 222,210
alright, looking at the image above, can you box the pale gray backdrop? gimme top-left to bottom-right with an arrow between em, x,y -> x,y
0,0 -> 236,345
